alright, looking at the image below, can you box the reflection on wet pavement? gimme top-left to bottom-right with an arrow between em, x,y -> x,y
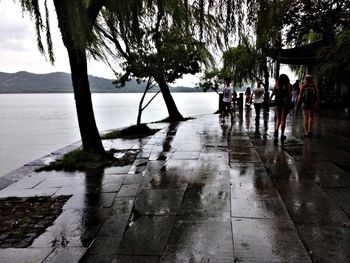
254,109 -> 350,262
0,109 -> 349,262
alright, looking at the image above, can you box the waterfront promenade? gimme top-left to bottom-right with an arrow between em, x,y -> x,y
0,108 -> 349,262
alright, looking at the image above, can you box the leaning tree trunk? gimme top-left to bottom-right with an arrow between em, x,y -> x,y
68,48 -> 105,155
156,77 -> 184,122
54,0 -> 105,156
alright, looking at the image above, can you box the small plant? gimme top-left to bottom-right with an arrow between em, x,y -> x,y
153,117 -> 193,124
36,149 -> 112,172
35,124 -> 159,172
102,124 -> 159,139
36,148 -> 139,172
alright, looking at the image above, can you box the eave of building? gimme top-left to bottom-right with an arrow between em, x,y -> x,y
270,40 -> 326,65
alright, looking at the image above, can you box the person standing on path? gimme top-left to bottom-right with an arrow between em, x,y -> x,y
221,77 -> 234,120
297,75 -> 320,137
250,79 -> 265,121
291,80 -> 300,110
269,74 -> 292,142
245,87 -> 252,109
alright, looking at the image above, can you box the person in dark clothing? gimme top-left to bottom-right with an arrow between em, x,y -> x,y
341,89 -> 350,118
269,74 -> 292,142
245,87 -> 252,108
291,80 -> 300,109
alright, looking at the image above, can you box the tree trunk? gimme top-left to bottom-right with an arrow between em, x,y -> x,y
53,0 -> 105,156
262,56 -> 270,109
68,48 -> 106,155
137,88 -> 148,126
156,77 -> 184,122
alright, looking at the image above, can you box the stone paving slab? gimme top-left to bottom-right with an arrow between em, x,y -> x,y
232,218 -> 311,262
188,171 -> 230,189
308,161 -> 350,188
0,188 -> 58,198
145,170 -> 190,190
297,225 -> 350,263
4,174 -> 47,190
161,220 -> 234,262
62,192 -> 117,210
116,215 -> 175,256
112,255 -> 159,263
134,189 -> 185,216
325,188 -> 350,216
30,208 -> 111,248
80,214 -> 130,263
277,188 -> 350,226
231,198 -> 290,219
230,165 -> 280,200
0,248 -> 53,263
179,186 -> 230,213
42,247 -> 87,263
117,184 -> 140,197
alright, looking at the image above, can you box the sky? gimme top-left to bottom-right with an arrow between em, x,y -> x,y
0,1 -> 295,87
0,1 -> 200,87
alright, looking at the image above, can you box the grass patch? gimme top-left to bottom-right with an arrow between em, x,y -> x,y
36,124 -> 158,172
102,124 -> 159,139
152,116 -> 193,123
36,148 -> 138,172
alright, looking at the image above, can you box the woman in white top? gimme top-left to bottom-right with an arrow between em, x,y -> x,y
222,77 -> 233,118
250,80 -> 265,121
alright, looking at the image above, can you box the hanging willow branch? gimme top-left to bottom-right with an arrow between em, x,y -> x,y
44,0 -> 54,63
18,0 -> 54,63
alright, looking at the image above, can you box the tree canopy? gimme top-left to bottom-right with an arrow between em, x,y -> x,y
318,30 -> 350,85
283,0 -> 350,45
88,1 -> 231,122
223,37 -> 264,87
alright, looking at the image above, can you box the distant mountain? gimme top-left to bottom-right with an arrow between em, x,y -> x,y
0,71 -> 202,93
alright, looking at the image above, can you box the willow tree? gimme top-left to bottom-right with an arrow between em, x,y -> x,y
283,0 -> 350,85
318,30 -> 350,88
223,37 -> 265,86
91,1 -> 216,123
15,0 -> 240,149
218,0 -> 294,106
17,0 -> 106,156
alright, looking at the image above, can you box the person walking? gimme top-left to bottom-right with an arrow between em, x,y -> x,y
269,74 -> 292,142
232,88 -> 238,110
341,89 -> 350,118
291,80 -> 300,110
221,77 -> 233,119
245,87 -> 252,109
297,75 -> 320,137
250,79 -> 265,121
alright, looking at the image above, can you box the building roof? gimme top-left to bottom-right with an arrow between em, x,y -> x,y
272,40 -> 326,65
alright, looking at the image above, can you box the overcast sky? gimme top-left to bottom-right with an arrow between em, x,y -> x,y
0,1 -> 201,86
0,1 -> 120,79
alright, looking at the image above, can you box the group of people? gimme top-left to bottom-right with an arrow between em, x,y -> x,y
221,77 -> 236,119
221,74 -> 320,142
269,74 -> 320,141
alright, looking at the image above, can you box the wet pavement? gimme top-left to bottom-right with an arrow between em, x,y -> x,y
0,107 -> 349,262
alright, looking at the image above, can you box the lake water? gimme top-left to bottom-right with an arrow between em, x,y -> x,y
0,93 -> 218,176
